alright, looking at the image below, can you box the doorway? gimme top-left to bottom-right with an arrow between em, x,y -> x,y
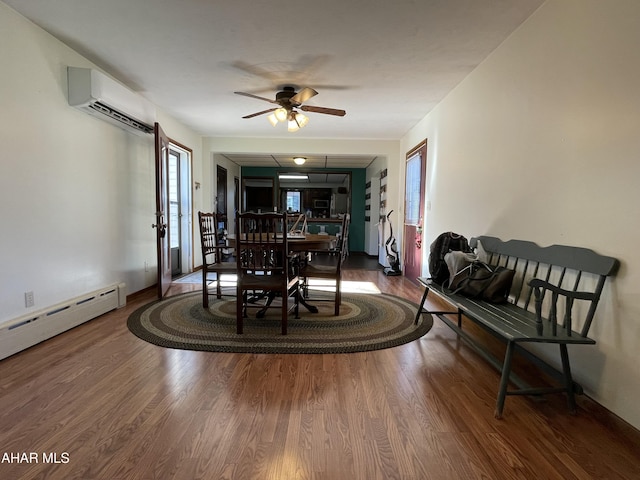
242,177 -> 275,212
168,144 -> 193,278
216,165 -> 228,227
403,141 -> 427,284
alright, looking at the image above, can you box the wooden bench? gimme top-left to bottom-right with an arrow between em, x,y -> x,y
415,236 -> 619,418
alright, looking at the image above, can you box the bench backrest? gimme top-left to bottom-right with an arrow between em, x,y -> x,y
470,236 -> 619,337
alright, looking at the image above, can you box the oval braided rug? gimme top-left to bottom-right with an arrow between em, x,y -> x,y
127,291 -> 432,354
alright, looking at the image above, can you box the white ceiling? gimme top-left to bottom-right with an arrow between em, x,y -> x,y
221,153 -> 380,169
5,0 -> 543,167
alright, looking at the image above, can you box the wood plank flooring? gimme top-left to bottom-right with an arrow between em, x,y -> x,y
0,270 -> 639,479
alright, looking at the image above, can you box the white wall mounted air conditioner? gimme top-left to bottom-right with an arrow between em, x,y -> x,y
67,67 -> 156,135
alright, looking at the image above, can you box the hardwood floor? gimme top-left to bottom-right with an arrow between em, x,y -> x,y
1,270 -> 639,479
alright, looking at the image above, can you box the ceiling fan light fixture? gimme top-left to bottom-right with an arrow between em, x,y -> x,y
296,112 -> 309,128
274,108 -> 288,122
293,157 -> 306,165
237,87 -> 343,133
287,120 -> 300,132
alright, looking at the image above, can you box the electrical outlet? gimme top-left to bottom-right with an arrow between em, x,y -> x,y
25,291 -> 35,308
144,261 -> 149,272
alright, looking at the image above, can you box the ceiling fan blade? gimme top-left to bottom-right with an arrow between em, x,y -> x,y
290,87 -> 318,105
242,108 -> 277,119
300,105 -> 346,117
234,91 -> 277,104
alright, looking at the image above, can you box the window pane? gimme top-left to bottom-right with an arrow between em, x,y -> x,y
286,191 -> 301,212
169,153 -> 180,248
405,154 -> 421,224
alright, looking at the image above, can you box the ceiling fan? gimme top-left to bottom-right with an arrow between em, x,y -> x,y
234,86 -> 346,131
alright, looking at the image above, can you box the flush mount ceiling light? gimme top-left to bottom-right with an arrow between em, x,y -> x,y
235,86 -> 346,133
293,157 -> 306,165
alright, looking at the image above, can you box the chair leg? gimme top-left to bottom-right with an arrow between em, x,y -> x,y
216,273 -> 222,299
236,288 -> 243,334
335,277 -> 341,316
203,270 -> 209,308
294,284 -> 301,319
281,290 -> 288,335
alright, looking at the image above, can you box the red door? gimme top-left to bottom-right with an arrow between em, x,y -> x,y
403,142 -> 427,284
154,123 -> 172,299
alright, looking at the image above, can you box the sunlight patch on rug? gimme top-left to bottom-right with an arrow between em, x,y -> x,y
172,274 -> 380,295
306,279 -> 381,294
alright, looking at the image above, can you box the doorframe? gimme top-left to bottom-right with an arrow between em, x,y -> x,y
216,165 -> 228,230
402,140 -> 427,284
169,139 -> 194,274
168,148 -> 182,277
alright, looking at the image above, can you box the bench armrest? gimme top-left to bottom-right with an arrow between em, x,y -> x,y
528,279 -> 597,336
528,279 -> 597,302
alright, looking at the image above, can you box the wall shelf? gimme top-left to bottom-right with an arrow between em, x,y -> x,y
379,168 -> 387,222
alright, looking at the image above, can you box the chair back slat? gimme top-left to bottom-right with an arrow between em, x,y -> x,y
235,211 -> 299,335
198,211 -> 227,263
236,212 -> 289,275
198,211 -> 235,306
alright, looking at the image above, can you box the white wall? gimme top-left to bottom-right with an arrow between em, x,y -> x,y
0,3 -> 202,323
401,0 -> 640,428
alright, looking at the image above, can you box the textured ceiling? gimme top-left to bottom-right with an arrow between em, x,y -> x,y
221,153 -> 380,169
5,0 -> 543,142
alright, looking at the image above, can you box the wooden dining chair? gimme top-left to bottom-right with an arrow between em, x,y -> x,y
198,211 -> 236,308
235,211 -> 300,335
299,214 -> 351,315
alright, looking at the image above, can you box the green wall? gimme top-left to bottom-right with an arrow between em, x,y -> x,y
241,167 -> 366,253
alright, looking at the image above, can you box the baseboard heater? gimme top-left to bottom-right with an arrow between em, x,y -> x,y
0,283 -> 126,361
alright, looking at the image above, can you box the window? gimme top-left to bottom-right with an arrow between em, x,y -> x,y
405,152 -> 422,224
168,151 -> 180,249
286,191 -> 301,212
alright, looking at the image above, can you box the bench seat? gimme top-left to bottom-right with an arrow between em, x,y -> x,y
421,279 -> 596,345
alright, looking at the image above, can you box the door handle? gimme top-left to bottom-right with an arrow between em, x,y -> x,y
152,223 -> 167,238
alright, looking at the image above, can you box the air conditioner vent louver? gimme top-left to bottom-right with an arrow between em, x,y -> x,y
88,102 -> 154,134
67,67 -> 155,135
